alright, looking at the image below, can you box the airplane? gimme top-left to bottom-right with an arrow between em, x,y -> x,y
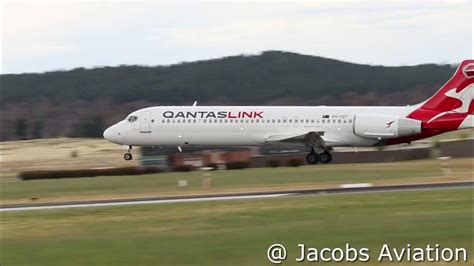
103,60 -> 474,164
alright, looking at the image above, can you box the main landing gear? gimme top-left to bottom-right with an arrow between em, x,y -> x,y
305,148 -> 332,164
319,151 -> 332,164
124,145 -> 133,161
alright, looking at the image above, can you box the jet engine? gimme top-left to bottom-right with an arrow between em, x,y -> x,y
353,114 -> 422,139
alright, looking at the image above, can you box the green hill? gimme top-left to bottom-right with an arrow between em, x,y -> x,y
0,51 -> 456,140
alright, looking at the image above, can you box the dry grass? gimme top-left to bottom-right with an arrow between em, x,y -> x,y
428,128 -> 474,141
1,138 -> 138,177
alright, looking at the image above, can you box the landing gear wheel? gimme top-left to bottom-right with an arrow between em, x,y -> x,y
319,152 -> 332,164
124,153 -> 133,161
306,152 -> 319,164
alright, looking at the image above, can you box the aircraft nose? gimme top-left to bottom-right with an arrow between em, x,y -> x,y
103,126 -> 113,140
103,124 -> 125,144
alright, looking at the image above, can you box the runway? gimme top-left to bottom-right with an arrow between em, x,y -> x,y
1,181 -> 472,212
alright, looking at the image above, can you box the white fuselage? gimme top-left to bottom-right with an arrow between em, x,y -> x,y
104,105 -> 415,148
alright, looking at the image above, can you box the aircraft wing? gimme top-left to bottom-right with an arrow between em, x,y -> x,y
264,133 -> 307,142
264,131 -> 335,151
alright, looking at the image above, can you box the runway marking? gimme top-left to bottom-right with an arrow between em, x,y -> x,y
1,181 -> 472,212
0,193 -> 293,212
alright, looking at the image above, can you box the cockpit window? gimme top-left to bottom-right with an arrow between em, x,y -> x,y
127,115 -> 138,123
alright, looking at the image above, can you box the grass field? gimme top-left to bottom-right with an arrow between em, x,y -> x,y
2,158 -> 472,205
1,188 -> 472,266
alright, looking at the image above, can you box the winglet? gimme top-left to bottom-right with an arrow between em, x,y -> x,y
192,101 -> 198,106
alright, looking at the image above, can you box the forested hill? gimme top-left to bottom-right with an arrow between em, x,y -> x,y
2,51 -> 455,105
1,51 -> 456,140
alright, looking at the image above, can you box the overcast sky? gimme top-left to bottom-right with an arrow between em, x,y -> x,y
2,0 -> 472,74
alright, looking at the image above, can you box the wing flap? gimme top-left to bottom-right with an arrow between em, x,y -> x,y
264,133 -> 307,142
264,131 -> 334,150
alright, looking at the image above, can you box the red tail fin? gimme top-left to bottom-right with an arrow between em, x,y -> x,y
408,60 -> 474,128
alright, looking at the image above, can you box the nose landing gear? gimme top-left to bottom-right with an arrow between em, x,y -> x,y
124,145 -> 133,161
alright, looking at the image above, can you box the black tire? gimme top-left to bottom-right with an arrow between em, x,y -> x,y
306,153 -> 319,164
319,152 -> 332,164
124,153 -> 133,161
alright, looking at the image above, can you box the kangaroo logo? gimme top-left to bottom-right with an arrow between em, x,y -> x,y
385,120 -> 395,128
428,84 -> 474,123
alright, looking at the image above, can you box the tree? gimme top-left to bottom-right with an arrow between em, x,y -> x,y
32,120 -> 44,139
15,119 -> 28,140
75,115 -> 105,138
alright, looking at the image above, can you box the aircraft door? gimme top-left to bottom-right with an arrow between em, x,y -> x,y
140,111 -> 152,133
